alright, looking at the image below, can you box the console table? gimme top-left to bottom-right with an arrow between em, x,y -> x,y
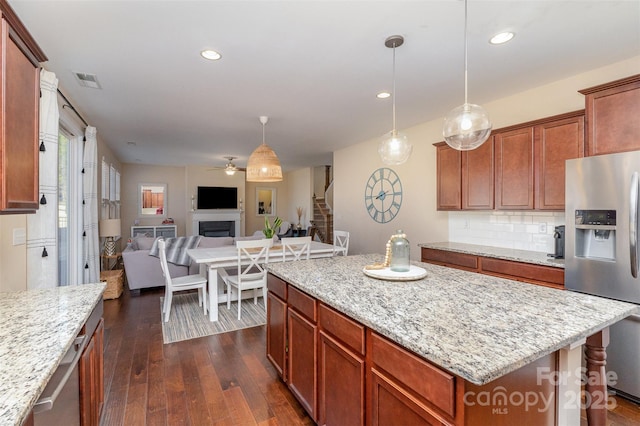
130,224 -> 176,239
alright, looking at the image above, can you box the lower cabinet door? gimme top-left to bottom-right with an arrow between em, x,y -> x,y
287,308 -> 317,421
369,368 -> 450,426
79,318 -> 104,426
318,331 -> 365,426
267,291 -> 287,379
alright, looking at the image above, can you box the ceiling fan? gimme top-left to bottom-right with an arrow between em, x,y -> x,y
209,156 -> 246,176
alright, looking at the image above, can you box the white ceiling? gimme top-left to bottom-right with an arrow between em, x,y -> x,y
9,0 -> 640,171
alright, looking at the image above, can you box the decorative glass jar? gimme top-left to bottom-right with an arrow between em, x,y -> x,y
390,230 -> 410,272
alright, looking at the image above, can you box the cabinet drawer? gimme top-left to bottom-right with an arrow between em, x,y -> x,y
319,303 -> 365,356
370,332 -> 456,417
480,257 -> 564,287
288,285 -> 316,322
267,274 -> 287,301
421,248 -> 478,270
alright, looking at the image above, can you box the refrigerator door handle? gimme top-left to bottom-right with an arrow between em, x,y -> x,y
630,171 -> 639,278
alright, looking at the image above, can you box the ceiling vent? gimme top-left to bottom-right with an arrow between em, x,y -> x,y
73,72 -> 102,89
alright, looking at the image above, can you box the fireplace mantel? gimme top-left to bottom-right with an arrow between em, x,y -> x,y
192,209 -> 242,237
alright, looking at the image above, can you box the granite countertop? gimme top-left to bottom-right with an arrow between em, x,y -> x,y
419,241 -> 565,268
0,283 -> 105,426
267,254 -> 637,386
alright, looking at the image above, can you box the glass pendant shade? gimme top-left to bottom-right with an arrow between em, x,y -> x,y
443,103 -> 492,151
378,130 -> 412,165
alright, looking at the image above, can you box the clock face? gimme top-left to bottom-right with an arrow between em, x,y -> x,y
364,168 -> 403,223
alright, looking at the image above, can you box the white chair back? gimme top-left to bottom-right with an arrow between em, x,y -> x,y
281,236 -> 311,262
235,238 -> 273,280
333,230 -> 350,256
158,239 -> 172,286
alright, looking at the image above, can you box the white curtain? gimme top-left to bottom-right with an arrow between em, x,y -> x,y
83,126 -> 100,283
27,69 -> 59,289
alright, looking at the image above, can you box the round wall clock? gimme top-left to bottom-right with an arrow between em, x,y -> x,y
364,167 -> 403,223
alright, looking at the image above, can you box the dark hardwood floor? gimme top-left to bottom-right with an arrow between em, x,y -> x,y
102,286 -> 640,426
101,287 -> 313,425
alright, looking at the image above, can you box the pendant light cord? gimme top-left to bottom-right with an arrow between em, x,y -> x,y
392,41 -> 397,135
464,0 -> 468,105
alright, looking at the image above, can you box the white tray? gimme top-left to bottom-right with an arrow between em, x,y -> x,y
363,265 -> 427,281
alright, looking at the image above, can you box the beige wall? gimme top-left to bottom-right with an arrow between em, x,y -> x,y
121,164 -> 187,240
286,168 -> 313,229
334,56 -> 640,261
0,215 -> 27,291
245,179 -> 288,235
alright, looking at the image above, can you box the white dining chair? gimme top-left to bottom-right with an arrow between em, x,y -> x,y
333,230 -> 350,256
218,238 -> 273,320
158,239 -> 208,322
281,236 -> 311,262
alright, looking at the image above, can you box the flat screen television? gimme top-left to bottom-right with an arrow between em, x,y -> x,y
197,186 -> 237,209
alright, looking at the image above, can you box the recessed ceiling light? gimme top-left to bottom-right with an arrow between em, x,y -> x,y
200,49 -> 221,60
489,32 -> 515,45
126,141 -> 137,146
377,92 -> 391,99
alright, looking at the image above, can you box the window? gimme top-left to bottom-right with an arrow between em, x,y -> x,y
58,128 -> 82,285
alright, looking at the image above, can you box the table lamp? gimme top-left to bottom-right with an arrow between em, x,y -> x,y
99,218 -> 121,256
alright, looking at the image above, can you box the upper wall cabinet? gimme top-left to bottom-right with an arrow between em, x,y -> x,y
579,75 -> 640,156
534,113 -> 585,210
0,3 -> 47,213
462,138 -> 494,210
435,143 -> 461,210
435,111 -> 584,212
495,127 -> 535,210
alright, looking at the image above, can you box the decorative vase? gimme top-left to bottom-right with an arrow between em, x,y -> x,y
296,223 -> 302,230
389,230 -> 410,272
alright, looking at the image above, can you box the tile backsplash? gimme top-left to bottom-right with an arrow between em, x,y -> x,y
448,211 -> 565,253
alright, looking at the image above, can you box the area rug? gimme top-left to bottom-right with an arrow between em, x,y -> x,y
160,292 -> 266,344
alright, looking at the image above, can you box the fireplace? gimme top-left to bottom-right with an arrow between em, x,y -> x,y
199,220 -> 235,237
192,210 -> 241,238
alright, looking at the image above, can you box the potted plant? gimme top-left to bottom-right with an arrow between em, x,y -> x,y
263,216 -> 282,239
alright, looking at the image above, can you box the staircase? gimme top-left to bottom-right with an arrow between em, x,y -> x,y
311,196 -> 333,244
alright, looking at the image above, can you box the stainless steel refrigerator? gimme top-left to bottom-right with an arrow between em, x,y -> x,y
565,150 -> 640,403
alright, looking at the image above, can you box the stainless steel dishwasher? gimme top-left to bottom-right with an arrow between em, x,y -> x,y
33,332 -> 88,425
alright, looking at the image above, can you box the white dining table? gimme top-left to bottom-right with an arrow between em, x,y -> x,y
187,240 -> 337,321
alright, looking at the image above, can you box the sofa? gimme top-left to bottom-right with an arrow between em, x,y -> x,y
122,234 -> 277,294
122,236 -> 234,294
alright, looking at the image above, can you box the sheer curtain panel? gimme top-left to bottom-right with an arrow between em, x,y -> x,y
83,126 -> 100,283
27,69 -> 59,289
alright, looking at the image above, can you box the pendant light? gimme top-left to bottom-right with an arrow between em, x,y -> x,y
442,0 -> 492,151
378,35 -> 412,165
246,116 -> 283,182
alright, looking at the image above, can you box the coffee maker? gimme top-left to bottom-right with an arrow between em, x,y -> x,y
551,225 -> 565,259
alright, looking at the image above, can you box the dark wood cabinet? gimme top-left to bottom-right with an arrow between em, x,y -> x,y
79,317 -> 104,426
436,111 -> 584,211
318,304 -> 365,426
579,75 -> 640,156
534,112 -> 585,210
435,143 -> 461,210
286,285 -> 318,421
266,273 -> 288,380
462,139 -> 494,210
287,306 -> 317,420
495,127 -> 535,210
0,4 -> 47,213
421,247 -> 564,289
368,331 -> 457,425
266,273 -> 565,425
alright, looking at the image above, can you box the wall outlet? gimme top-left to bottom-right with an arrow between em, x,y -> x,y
538,223 -> 547,233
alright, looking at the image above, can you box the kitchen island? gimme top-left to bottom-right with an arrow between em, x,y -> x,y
0,283 -> 105,425
266,254 -> 638,425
